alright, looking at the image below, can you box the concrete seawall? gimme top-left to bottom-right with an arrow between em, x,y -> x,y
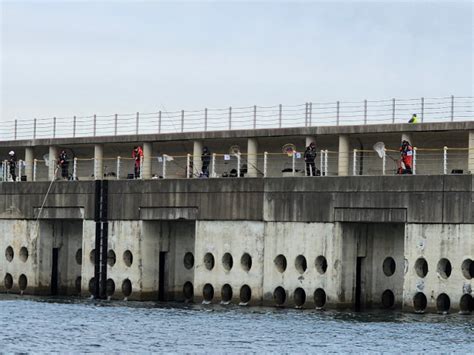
0,176 -> 473,313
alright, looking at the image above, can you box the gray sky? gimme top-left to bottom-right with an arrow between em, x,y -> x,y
1,0 -> 473,123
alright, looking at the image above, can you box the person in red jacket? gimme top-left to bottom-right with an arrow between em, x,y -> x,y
132,146 -> 144,178
398,140 -> 413,174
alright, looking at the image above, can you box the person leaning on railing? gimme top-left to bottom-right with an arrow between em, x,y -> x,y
8,151 -> 17,182
397,140 -> 413,175
58,150 -> 69,180
132,146 -> 143,179
304,142 -> 318,176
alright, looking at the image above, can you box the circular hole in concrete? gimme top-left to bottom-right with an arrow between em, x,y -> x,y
459,294 -> 473,314
122,279 -> 132,297
315,256 -> 328,274
241,253 -> 252,272
89,249 -> 96,265
183,252 -> 194,270
203,283 -> 214,301
295,255 -> 307,274
294,287 -> 306,307
5,246 -> 14,262
437,258 -> 452,279
381,289 -> 395,309
240,285 -> 251,304
123,250 -> 133,267
4,273 -> 13,289
19,247 -> 29,262
18,274 -> 27,291
461,258 -> 473,280
75,276 -> 82,294
273,286 -> 286,306
183,281 -> 194,301
314,288 -> 326,308
221,284 -> 233,302
106,278 -> 115,297
107,250 -> 116,267
75,248 -> 82,265
436,293 -> 450,313
203,253 -> 215,270
88,278 -> 96,294
274,255 -> 287,273
382,257 -> 396,277
222,253 -> 233,271
414,258 -> 428,278
413,292 -> 427,312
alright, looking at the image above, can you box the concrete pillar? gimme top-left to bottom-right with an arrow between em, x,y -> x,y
305,136 -> 316,148
94,144 -> 103,180
469,131 -> 474,174
193,140 -> 203,176
24,147 -> 34,182
142,142 -> 152,179
48,146 -> 57,181
338,135 -> 350,176
247,138 -> 258,177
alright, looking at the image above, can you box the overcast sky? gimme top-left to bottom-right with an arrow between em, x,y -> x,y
1,0 -> 472,124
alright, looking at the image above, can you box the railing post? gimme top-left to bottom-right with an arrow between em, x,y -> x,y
162,155 -> 167,179
158,111 -> 162,134
364,100 -> 367,124
451,95 -> 454,122
413,148 -> 417,175
336,101 -> 340,126
136,112 -> 139,135
93,114 -> 97,136
211,153 -> 216,178
237,153 -> 241,178
73,116 -> 77,138
263,152 -> 268,177
320,150 -> 324,176
324,150 -> 328,176
181,110 -> 184,132
309,102 -> 313,126
186,154 -> 191,178
73,157 -> 77,181
392,98 -> 395,123
305,102 -> 308,127
204,108 -> 208,132
382,149 -> 386,175
2,161 -> 6,181
33,118 -> 37,139
18,160 -> 23,180
353,149 -> 357,176
53,117 -> 57,138
278,104 -> 282,128
229,106 -> 232,130
139,156 -> 143,179
443,146 -> 448,174
33,159 -> 37,181
292,152 -> 296,176
116,156 -> 121,180
420,98 -> 424,123
94,157 -> 98,180
253,105 -> 257,129
14,119 -> 18,140
114,114 -> 118,136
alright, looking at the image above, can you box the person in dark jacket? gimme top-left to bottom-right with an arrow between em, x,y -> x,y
304,142 -> 317,176
8,151 -> 17,181
201,147 -> 211,177
58,150 -> 69,179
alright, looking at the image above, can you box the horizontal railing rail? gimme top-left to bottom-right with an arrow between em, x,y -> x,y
1,146 -> 471,182
1,96 -> 472,141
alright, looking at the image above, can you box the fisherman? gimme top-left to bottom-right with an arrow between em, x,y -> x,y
201,146 -> 211,177
132,146 -> 144,178
58,150 -> 69,180
8,151 -> 17,182
398,140 -> 413,174
304,142 -> 317,176
408,113 -> 419,123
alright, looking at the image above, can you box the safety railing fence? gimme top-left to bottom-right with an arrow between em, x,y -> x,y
2,96 -> 472,141
0,147 -> 471,182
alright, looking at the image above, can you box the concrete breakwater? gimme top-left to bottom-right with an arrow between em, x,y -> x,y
0,175 -> 472,314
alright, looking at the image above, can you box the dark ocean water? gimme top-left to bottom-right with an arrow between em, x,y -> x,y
0,296 -> 472,353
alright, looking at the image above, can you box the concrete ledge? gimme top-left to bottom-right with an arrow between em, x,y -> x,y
334,208 -> 407,223
139,207 -> 198,220
34,207 -> 84,219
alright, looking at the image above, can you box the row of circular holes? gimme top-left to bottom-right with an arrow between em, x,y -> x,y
4,273 -> 28,290
4,246 -> 29,262
414,257 -> 474,280
413,292 -> 473,313
88,278 -> 133,297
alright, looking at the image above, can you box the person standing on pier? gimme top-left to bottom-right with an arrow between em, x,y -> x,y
132,146 -> 144,179
304,142 -> 317,176
201,146 -> 211,177
398,140 -> 413,174
58,150 -> 69,180
8,151 -> 17,182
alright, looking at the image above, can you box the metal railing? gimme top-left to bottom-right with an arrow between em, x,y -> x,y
1,146 -> 471,182
1,96 -> 472,141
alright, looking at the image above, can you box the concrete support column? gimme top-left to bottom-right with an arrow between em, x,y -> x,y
193,140 -> 203,176
469,131 -> 474,174
94,144 -> 103,180
48,146 -> 57,181
247,138 -> 258,177
305,136 -> 316,148
338,135 -> 350,176
24,147 -> 34,182
142,142 -> 152,179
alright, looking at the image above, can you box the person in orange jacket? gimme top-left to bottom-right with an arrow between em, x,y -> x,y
397,140 -> 413,174
132,146 -> 144,178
